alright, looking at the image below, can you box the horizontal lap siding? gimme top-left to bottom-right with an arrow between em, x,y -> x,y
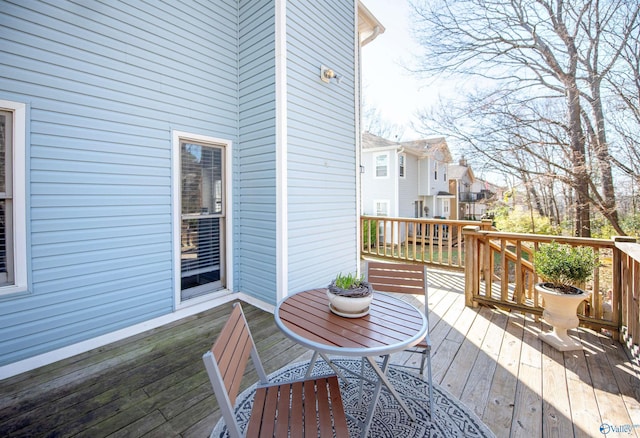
237,0 -> 277,303
0,0 -> 239,365
286,0 -> 357,293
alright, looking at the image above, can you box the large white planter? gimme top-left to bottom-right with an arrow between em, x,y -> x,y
537,283 -> 590,351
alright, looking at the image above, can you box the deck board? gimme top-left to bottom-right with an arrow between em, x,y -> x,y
0,269 -> 639,437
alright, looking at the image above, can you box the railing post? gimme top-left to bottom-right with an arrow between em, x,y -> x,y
481,219 -> 493,231
613,236 -> 637,343
463,225 -> 481,307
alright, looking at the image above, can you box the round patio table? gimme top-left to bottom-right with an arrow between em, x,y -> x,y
274,288 -> 428,437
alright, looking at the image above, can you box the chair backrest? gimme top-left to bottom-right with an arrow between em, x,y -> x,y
203,303 -> 268,438
366,261 -> 428,316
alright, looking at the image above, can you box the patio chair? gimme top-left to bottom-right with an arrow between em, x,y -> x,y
366,260 -> 435,420
202,302 -> 349,438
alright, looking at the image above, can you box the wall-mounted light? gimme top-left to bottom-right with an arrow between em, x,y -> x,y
360,165 -> 365,174
320,65 -> 341,84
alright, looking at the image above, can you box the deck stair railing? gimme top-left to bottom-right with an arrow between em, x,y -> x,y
462,225 -> 640,363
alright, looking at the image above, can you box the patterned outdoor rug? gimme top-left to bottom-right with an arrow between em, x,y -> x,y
212,358 -> 496,438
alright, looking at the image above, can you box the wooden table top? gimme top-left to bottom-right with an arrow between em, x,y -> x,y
274,288 -> 427,357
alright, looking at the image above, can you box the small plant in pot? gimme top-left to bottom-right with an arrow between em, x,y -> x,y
533,241 -> 599,351
327,272 -> 374,318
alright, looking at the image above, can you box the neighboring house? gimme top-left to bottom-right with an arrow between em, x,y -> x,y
0,0 -> 383,377
361,132 -> 453,221
449,158 -> 499,220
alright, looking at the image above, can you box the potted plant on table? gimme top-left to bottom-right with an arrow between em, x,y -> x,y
327,272 -> 374,318
533,241 -> 599,351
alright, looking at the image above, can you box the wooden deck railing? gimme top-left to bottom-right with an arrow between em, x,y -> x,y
463,226 -> 640,356
360,216 -> 492,269
616,239 -> 640,361
361,216 -> 640,361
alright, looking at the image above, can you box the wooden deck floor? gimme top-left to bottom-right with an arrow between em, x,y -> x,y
1,269 -> 639,437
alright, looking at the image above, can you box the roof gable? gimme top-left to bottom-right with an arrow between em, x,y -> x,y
362,131 -> 452,161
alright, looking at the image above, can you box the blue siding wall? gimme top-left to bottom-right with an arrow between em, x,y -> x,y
236,0 -> 277,304
286,0 -> 358,292
0,0 -> 239,366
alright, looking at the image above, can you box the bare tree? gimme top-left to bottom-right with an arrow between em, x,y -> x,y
411,0 -> 639,236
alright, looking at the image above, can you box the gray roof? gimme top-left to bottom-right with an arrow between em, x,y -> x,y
448,164 -> 474,181
362,132 -> 452,161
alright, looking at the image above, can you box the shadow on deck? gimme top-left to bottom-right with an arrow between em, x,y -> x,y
0,269 -> 639,437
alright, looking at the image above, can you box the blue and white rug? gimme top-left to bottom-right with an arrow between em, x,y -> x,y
212,358 -> 496,438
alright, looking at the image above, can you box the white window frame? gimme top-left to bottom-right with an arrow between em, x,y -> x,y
0,100 -> 27,297
374,200 -> 389,217
442,199 -> 450,215
399,153 -> 406,178
374,153 -> 389,178
172,130 -> 233,309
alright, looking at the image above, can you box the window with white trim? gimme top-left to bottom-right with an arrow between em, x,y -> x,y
399,153 -> 406,178
0,100 -> 27,295
375,153 -> 388,178
375,200 -> 389,216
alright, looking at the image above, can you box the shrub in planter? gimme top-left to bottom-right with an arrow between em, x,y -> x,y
533,241 -> 599,351
533,241 -> 599,293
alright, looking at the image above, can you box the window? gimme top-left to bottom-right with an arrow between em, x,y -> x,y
434,162 -> 438,180
375,200 -> 389,216
173,132 -> 229,303
0,100 -> 26,296
375,153 -> 388,177
399,153 -> 406,178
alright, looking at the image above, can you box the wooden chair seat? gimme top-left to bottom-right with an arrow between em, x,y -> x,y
247,376 -> 348,438
203,303 -> 349,438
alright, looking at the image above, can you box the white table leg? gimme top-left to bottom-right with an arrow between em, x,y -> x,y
305,351 -> 347,381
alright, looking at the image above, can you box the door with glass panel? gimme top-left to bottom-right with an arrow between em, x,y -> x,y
180,141 -> 225,301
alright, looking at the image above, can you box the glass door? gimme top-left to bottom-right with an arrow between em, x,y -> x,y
180,141 -> 225,301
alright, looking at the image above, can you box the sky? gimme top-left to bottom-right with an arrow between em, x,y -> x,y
360,0 -> 432,140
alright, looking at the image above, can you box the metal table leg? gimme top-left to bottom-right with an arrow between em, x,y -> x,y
361,355 -> 416,437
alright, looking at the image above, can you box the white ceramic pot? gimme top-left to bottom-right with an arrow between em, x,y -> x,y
327,290 -> 373,318
537,283 -> 590,351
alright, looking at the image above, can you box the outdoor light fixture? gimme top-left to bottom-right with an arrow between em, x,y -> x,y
320,65 -> 341,84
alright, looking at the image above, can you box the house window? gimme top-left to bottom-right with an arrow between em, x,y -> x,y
434,162 -> 438,180
176,134 -> 228,302
375,153 -> 388,177
399,153 -> 406,178
0,100 -> 27,296
375,200 -> 389,216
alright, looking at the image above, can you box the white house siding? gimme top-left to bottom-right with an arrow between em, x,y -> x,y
237,0 -> 277,303
398,153 -> 420,218
285,0 -> 358,293
0,0 -> 239,366
361,149 -> 397,216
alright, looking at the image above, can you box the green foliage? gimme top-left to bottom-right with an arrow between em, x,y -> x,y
362,220 -> 378,246
333,272 -> 365,290
621,213 -> 640,238
590,216 -> 617,239
533,242 -> 599,288
493,207 -> 560,235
